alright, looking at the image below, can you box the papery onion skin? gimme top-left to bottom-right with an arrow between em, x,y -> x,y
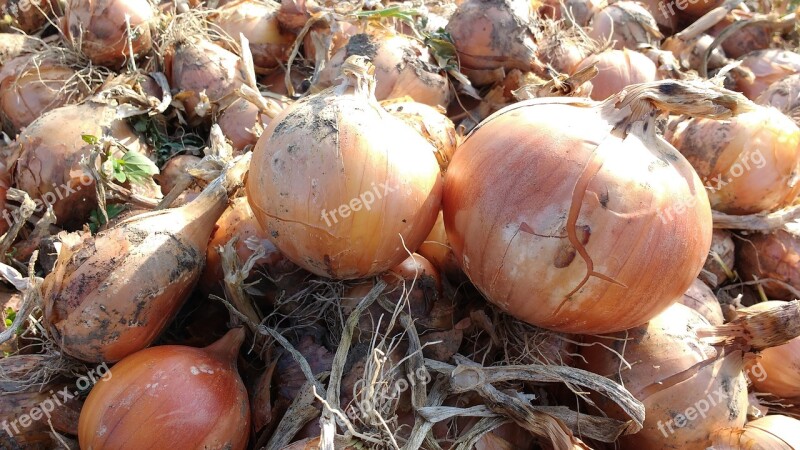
63,0 -> 154,67
587,1 -> 662,51
703,229 -> 735,288
733,50 -> 800,101
218,98 -> 272,153
710,415 -> 800,450
212,0 -> 293,70
155,154 -> 201,196
581,304 -> 749,449
678,278 -> 724,325
740,301 -> 800,399
575,49 -> 657,101
382,99 -> 458,172
757,73 -> 800,126
78,328 -> 250,450
443,98 -> 711,334
246,67 -> 443,280
736,229 -> 800,301
666,106 -> 800,215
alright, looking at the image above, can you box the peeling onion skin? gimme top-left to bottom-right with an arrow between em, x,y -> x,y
710,415 -> 800,449
757,73 -> 800,126
443,99 -> 711,334
581,304 -> 749,449
211,0 -> 293,70
736,229 -> 800,301
63,0 -> 154,68
575,49 -> 657,101
733,50 -> 800,101
666,106 -> 800,215
587,1 -> 663,51
678,278 -> 724,325
703,229 -> 735,288
78,328 -> 250,450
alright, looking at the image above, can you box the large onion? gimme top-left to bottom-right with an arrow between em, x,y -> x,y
732,50 -> 800,101
63,0 -> 154,67
580,303 -> 749,449
211,0 -> 293,70
666,105 -> 800,215
736,227 -> 800,301
710,415 -> 800,449
587,1 -> 662,50
574,49 -> 657,101
442,81 -> 728,334
78,328 -> 250,449
247,57 -> 442,279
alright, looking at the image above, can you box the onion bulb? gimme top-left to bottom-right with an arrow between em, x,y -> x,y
580,303 -> 749,449
211,0 -> 293,70
678,278 -> 724,325
710,415 -> 800,449
155,154 -> 201,196
78,328 -> 250,449
708,10 -> 772,59
757,73 -> 800,126
704,229 -> 735,288
736,227 -> 800,301
417,210 -> 461,281
554,0 -> 601,27
442,81 -> 732,334
43,155 -> 251,362
218,98 -> 271,152
574,49 -> 657,101
0,0 -> 59,34
587,1 -> 663,50
247,57 -> 442,279
382,98 -> 458,171
662,34 -> 729,73
666,105 -> 800,215
63,0 -> 154,67
732,50 -> 800,101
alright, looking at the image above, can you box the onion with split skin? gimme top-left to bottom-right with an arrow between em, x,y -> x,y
443,81 -> 726,334
587,1 -> 663,50
736,227 -> 800,301
247,57 -> 442,280
78,328 -> 250,449
574,49 -> 658,101
710,415 -> 800,449
211,0 -> 293,70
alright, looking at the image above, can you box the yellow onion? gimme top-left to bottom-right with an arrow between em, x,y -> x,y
709,10 -> 772,59
382,98 -> 458,171
704,229 -> 735,288
63,0 -> 154,67
315,31 -> 450,108
736,227 -> 800,301
445,0 -> 540,72
662,33 -> 729,73
587,1 -> 663,50
247,57 -> 442,279
12,101 -> 150,228
218,98 -> 274,152
211,0 -> 293,70
0,0 -> 59,34
417,210 -> 461,281
732,50 -> 800,101
580,303 -> 749,449
0,56 -> 86,135
678,278 -> 724,325
666,105 -> 800,215
757,73 -> 800,126
710,415 -> 800,449
43,155 -> 250,362
574,49 -> 657,101
78,328 -> 250,449
154,154 -> 200,196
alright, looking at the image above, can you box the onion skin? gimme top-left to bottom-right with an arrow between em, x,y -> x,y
587,1 -> 662,51
666,106 -> 800,215
212,0 -> 293,70
43,156 -> 250,363
0,33 -> 40,65
733,50 -> 800,101
740,301 -> 800,399
703,229 -> 735,288
63,0 -> 154,67
78,328 -> 250,449
678,278 -> 724,325
443,97 -> 711,334
247,62 -> 443,280
710,415 -> 800,449
581,304 -> 749,449
218,98 -> 271,152
757,73 -> 800,126
155,154 -> 201,196
382,99 -> 458,172
737,229 -> 800,301
575,49 -> 657,101
12,102 -> 149,228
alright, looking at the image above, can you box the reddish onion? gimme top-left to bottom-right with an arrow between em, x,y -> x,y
78,328 -> 250,449
736,227 -> 800,301
211,0 -> 293,70
732,50 -> 800,101
710,415 -> 800,449
574,49 -> 657,101
708,10 -> 772,59
588,1 -> 663,50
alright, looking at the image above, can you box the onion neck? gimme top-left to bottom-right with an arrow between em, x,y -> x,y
334,55 -> 377,100
178,153 -> 252,228
204,327 -> 246,366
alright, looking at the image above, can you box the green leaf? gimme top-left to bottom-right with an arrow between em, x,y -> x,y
4,307 -> 16,329
82,134 -> 98,145
119,151 -> 159,184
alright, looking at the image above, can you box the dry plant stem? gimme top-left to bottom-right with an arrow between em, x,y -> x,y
675,0 -> 744,40
0,189 -> 36,263
400,314 -> 428,410
513,65 -> 599,99
699,14 -> 790,78
155,173 -> 194,209
0,252 -> 41,346
713,205 -> 800,230
403,377 -> 449,450
238,84 -> 282,118
699,300 -> 800,350
265,380 -> 327,450
453,417 -> 511,450
219,239 -> 264,332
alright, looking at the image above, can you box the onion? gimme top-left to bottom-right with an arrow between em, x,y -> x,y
302,18 -> 359,62
218,98 -> 269,152
710,415 -> 800,449
445,0 -> 541,72
247,57 -> 442,280
703,229 -> 735,288
678,278 -> 724,325
382,98 -> 458,171
732,50 -> 800,101
708,10 -> 772,59
587,1 -> 663,51
78,328 -> 250,449
63,0 -> 154,67
574,49 -> 657,101
676,0 -> 721,18
756,73 -> 800,126
736,227 -> 800,301
0,55 -> 86,135
666,105 -> 800,215
554,0 -> 601,26
12,101 -> 150,228
442,81 -> 727,334
315,31 -> 450,108
538,19 -> 596,75
1,0 -> 59,34
42,155 -> 251,362
0,33 -> 40,65
662,34 -> 729,72
580,303 -> 749,449
211,0 -> 293,70
154,154 -> 201,196
417,210 -> 461,281
637,0 -> 678,34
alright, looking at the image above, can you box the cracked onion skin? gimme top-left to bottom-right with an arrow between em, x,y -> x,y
78,328 -> 250,450
442,96 -> 712,334
43,156 -> 250,363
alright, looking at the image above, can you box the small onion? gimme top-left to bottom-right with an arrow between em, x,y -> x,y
678,278 -> 724,325
211,0 -> 293,70
736,227 -> 800,301
443,81 -> 718,333
382,98 -> 458,171
703,229 -> 735,288
417,210 -> 461,281
218,98 -> 270,152
732,50 -> 800,101
63,0 -> 154,67
78,328 -> 250,449
574,49 -> 657,101
580,303 -> 749,449
247,57 -> 442,279
710,415 -> 800,449
587,1 -> 663,50
756,73 -> 800,126
708,10 -> 772,59
666,105 -> 800,215
154,154 -> 201,196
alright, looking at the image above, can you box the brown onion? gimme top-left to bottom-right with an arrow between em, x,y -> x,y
218,98 -> 274,152
154,154 -> 201,196
43,155 -> 250,362
443,81 -> 723,333
703,229 -> 735,288
211,0 -> 293,70
247,57 -> 442,279
78,328 -> 250,449
736,227 -> 800,301
580,303 -> 749,449
587,1 -> 662,50
732,50 -> 800,101
0,0 -> 59,34
708,10 -> 772,59
382,98 -> 458,171
417,210 -> 461,281
63,0 -> 154,67
757,73 -> 800,126
574,49 -> 657,101
710,415 -> 800,449
666,105 -> 800,215
678,278 -> 724,325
